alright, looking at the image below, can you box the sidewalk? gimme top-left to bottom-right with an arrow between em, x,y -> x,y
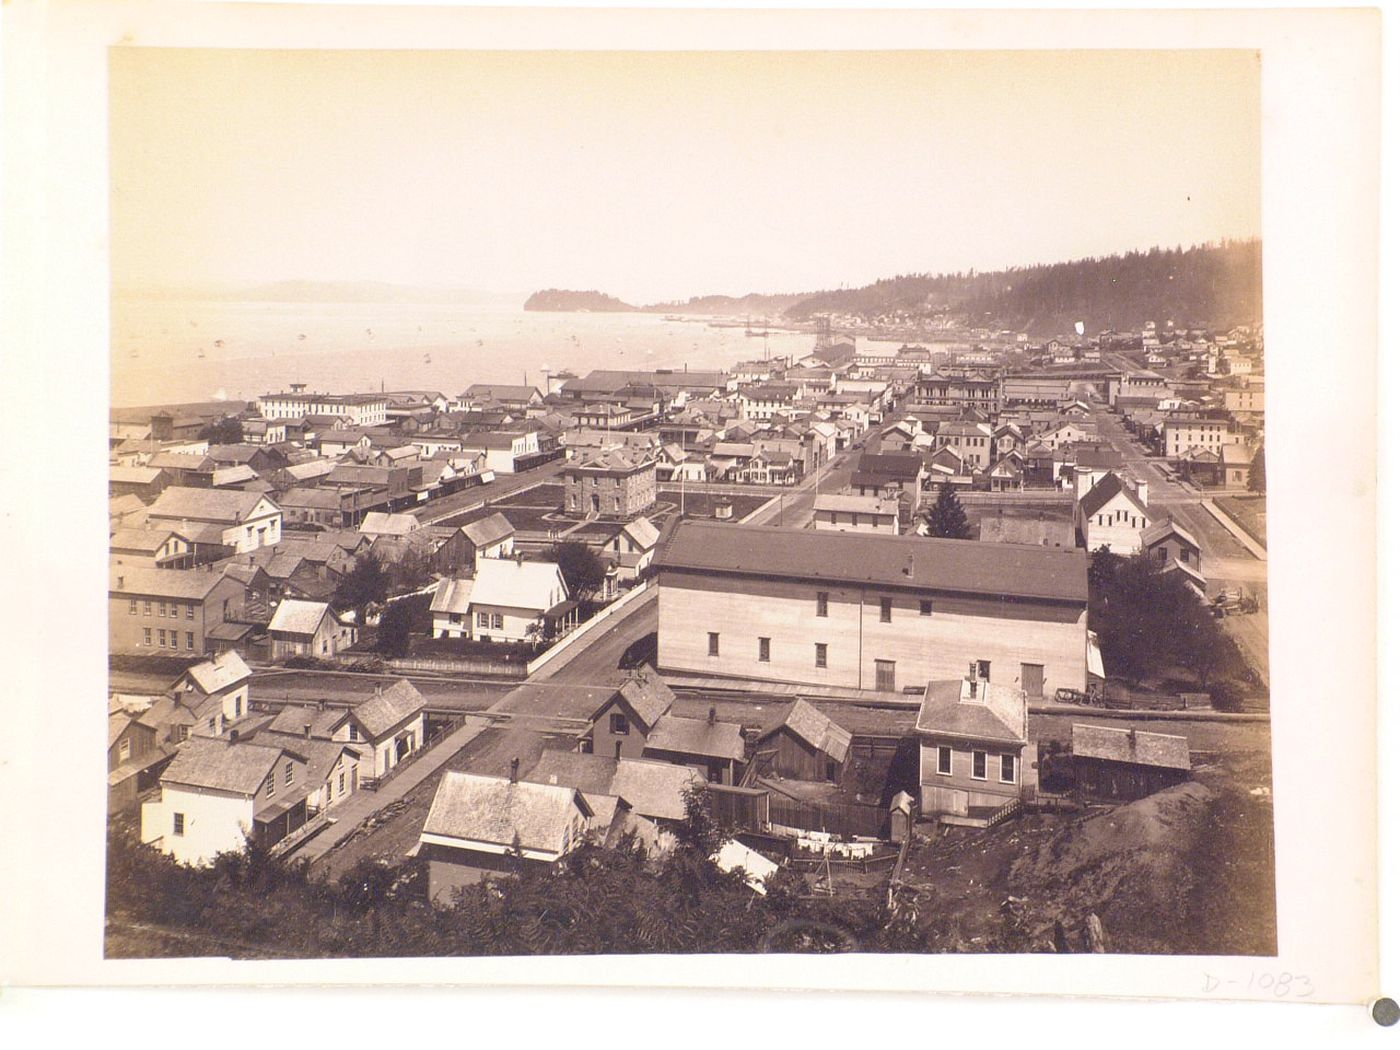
1201,499 -> 1268,560
293,713 -> 494,864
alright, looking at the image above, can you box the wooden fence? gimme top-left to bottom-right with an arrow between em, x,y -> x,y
707,784 -> 770,833
768,797 -> 887,839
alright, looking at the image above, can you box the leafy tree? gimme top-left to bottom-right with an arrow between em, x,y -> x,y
375,598 -> 419,657
547,541 -> 608,600
675,782 -> 725,856
198,415 -> 245,445
1247,448 -> 1266,493
922,483 -> 973,540
334,551 -> 388,620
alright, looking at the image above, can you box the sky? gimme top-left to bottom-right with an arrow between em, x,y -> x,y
110,48 -> 1261,304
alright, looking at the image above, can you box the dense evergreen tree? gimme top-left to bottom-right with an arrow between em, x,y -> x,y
923,483 -> 973,540
1248,448 -> 1266,493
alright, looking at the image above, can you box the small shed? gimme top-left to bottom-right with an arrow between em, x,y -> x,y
888,790 -> 915,843
752,699 -> 853,784
1071,723 -> 1191,801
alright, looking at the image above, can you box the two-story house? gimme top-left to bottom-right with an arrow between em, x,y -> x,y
145,486 -> 283,554
915,677 -> 1033,827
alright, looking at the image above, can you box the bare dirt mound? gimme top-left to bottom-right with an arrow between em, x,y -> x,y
898,774 -> 1275,955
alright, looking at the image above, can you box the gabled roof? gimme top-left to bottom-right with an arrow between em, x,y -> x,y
591,671 -> 675,730
266,704 -> 349,738
757,699 -> 852,763
814,493 -> 898,515
180,650 -> 251,695
352,679 -> 425,738
605,759 -> 702,822
251,732 -> 362,784
1140,515 -> 1201,552
148,486 -> 277,524
461,512 -> 515,548
469,558 -> 566,611
430,577 -> 475,616
422,771 -> 591,853
656,521 -> 1088,603
110,465 -> 165,485
110,566 -> 236,600
644,713 -> 745,762
359,511 -> 419,536
1078,472 -> 1150,520
268,598 -> 334,637
621,516 -> 661,550
915,679 -> 1027,746
160,737 -> 286,795
1071,723 -> 1191,771
109,527 -> 175,553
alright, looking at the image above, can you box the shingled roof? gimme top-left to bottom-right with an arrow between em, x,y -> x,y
148,486 -> 277,524
758,699 -> 852,764
160,737 -> 288,795
593,672 -> 676,730
1071,723 -> 1191,771
915,679 -> 1027,746
180,650 -> 251,695
644,713 -> 745,762
461,512 -> 515,548
1077,472 -> 1150,521
352,679 -> 425,738
656,521 -> 1087,603
422,771 -> 591,853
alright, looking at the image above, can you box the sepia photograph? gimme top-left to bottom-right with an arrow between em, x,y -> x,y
0,0 -> 1386,1019
102,41 -> 1276,961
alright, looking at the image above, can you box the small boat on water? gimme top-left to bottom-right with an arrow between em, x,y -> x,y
423,353 -> 432,364
197,348 -> 206,359
298,333 -> 306,341
213,339 -> 224,348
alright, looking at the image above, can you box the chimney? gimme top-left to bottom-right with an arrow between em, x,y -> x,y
117,575 -> 125,589
303,722 -> 312,738
1127,728 -> 1137,751
1135,478 -> 1149,504
708,706 -> 717,726
509,758 -> 520,784
229,728 -> 240,744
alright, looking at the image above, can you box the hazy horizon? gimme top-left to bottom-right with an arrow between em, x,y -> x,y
112,49 -> 1261,304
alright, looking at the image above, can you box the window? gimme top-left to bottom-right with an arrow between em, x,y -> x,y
144,600 -> 152,615
118,738 -> 131,761
157,601 -> 165,618
265,774 -> 275,798
936,746 -> 952,776
972,751 -> 988,780
158,629 -> 166,647
816,591 -> 829,617
879,597 -> 892,623
338,771 -> 346,795
186,604 -> 194,620
815,643 -> 828,668
609,713 -> 629,735
708,632 -> 720,656
1000,754 -> 1016,783
919,599 -> 933,616
234,695 -> 243,717
478,612 -> 490,628
491,613 -> 503,630
207,716 -> 216,733
172,813 -> 185,837
284,761 -> 293,785
129,599 -> 137,615
143,628 -> 152,646
185,632 -> 194,651
758,637 -> 771,662
976,660 -> 991,681
348,724 -> 359,742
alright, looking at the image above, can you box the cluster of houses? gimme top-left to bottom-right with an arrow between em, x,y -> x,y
120,646 -> 432,865
111,325 -> 1247,889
